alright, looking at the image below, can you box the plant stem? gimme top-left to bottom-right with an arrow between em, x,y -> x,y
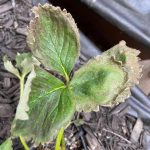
19,75 -> 30,150
55,127 -> 66,150
61,64 -> 69,84
65,73 -> 69,85
19,136 -> 30,150
20,76 -> 24,97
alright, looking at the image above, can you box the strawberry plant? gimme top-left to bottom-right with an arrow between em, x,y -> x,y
2,3 -> 141,149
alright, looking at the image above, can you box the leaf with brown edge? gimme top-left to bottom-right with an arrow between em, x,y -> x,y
70,41 -> 141,112
27,4 -> 80,81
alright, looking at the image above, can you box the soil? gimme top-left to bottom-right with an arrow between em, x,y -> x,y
0,0 -> 149,150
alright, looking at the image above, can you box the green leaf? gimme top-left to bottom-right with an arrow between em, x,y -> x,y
27,4 -> 80,81
12,67 -> 75,144
0,138 -> 13,150
3,56 -> 20,78
70,41 -> 141,111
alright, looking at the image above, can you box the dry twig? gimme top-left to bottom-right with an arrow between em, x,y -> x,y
102,128 -> 132,144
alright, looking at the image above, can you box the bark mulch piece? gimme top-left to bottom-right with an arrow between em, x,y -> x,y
0,0 -> 148,150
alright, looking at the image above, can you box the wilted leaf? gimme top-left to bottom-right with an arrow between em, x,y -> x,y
3,53 -> 39,79
0,138 -> 12,150
15,69 -> 36,120
70,41 -> 141,111
27,4 -> 80,81
4,53 -> 40,120
12,67 -> 75,144
3,56 -> 20,78
16,53 -> 40,77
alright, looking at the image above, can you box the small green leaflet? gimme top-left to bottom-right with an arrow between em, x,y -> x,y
27,4 -> 80,81
0,138 -> 13,150
9,4 -> 141,145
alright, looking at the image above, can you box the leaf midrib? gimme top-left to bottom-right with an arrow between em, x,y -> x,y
41,15 -> 69,81
30,85 -> 66,106
39,85 -> 66,99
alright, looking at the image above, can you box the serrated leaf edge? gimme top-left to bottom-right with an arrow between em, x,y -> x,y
72,41 -> 141,111
95,41 -> 142,106
27,3 -> 80,80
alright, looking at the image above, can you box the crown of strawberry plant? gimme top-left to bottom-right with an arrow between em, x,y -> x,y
3,4 -> 141,145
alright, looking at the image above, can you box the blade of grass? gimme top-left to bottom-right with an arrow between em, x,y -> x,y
55,127 -> 66,150
19,136 -> 30,150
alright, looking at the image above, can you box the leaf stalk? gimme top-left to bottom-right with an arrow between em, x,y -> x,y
19,75 -> 30,150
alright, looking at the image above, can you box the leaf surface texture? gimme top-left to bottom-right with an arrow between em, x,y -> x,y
27,4 -> 80,80
12,67 -> 75,144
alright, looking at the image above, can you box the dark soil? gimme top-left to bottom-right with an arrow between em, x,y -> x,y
0,0 -> 149,150
0,0 -> 31,148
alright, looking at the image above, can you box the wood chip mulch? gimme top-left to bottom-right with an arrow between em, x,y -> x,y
0,0 -> 149,150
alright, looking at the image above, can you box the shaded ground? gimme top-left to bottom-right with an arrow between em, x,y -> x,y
0,0 -> 149,150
